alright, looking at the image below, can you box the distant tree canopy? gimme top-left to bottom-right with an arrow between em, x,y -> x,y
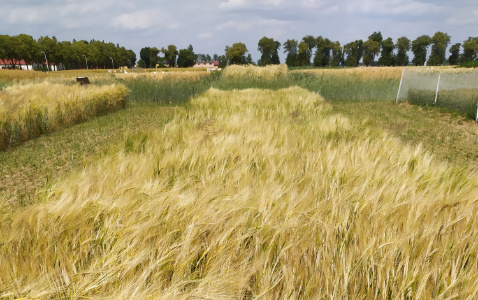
0,34 -> 136,70
283,39 -> 299,67
276,31 -> 474,68
344,40 -> 363,67
461,37 -> 478,63
313,37 -> 332,67
395,36 -> 411,66
225,42 -> 248,65
162,45 -> 178,68
177,45 -> 196,68
428,31 -> 451,66
258,36 -> 280,66
448,43 -> 461,65
412,35 -> 431,66
378,37 -> 395,66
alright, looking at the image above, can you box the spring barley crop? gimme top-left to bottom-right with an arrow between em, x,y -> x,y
1,86 -> 478,299
223,64 -> 288,79
0,82 -> 129,150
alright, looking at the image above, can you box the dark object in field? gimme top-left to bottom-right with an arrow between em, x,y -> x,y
76,77 -> 90,85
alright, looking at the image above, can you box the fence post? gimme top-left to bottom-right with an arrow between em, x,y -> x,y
396,68 -> 406,103
434,73 -> 441,104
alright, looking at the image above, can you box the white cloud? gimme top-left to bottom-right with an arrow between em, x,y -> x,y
216,18 -> 290,32
219,0 -> 249,10
198,33 -> 214,39
219,0 -> 285,11
112,10 -> 164,30
4,6 -> 46,24
447,9 -> 478,25
345,0 -> 440,16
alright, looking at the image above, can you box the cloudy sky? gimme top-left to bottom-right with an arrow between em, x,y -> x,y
1,0 -> 477,61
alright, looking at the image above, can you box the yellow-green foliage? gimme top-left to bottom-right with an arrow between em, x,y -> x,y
1,87 -> 478,299
223,64 -> 288,79
0,82 -> 129,149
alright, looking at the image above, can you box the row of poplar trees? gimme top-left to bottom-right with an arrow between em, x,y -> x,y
256,32 -> 478,67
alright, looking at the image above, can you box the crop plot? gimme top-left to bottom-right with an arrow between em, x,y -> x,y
1,86 -> 478,299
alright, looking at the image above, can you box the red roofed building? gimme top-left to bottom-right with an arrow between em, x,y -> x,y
193,60 -> 220,71
0,58 -> 59,71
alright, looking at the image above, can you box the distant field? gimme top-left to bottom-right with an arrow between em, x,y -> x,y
1,65 -> 477,299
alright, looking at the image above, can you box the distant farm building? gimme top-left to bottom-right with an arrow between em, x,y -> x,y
0,58 -> 60,71
193,61 -> 219,70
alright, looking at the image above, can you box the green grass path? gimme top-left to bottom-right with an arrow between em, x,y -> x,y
0,103 -> 180,205
331,101 -> 478,169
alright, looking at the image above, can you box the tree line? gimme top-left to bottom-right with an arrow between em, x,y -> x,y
0,34 -> 136,70
2,32 -> 478,71
227,32 -> 478,67
138,44 -> 235,69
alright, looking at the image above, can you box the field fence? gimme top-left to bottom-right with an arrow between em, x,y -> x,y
396,68 -> 478,121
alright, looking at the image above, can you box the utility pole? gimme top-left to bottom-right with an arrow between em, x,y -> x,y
41,51 -> 49,72
83,55 -> 88,70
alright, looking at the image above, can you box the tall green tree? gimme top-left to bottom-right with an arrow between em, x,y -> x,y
362,39 -> 379,66
161,45 -> 178,68
71,40 -> 91,69
115,46 -> 130,68
378,37 -> 395,66
225,42 -> 248,65
448,43 -> 461,65
271,41 -> 280,65
369,32 -> 383,44
313,36 -> 332,67
2,38 -> 16,67
395,37 -> 411,66
38,35 -> 58,66
127,49 -> 137,67
461,37 -> 478,63
0,35 -> 8,63
56,41 -> 73,69
139,47 -> 151,68
245,54 -> 255,65
258,37 -> 280,66
411,35 -> 431,66
298,42 -> 309,66
428,31 -> 451,66
344,40 -> 363,67
151,47 -> 162,67
177,45 -> 196,68
16,34 -> 38,70
330,41 -> 343,67
302,35 -> 316,66
283,39 -> 298,67
0,35 -> 20,68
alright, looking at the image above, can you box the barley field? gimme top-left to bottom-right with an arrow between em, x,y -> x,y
223,64 -> 288,79
1,85 -> 478,299
0,81 -> 129,150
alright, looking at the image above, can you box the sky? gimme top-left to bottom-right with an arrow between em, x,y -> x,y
1,0 -> 477,62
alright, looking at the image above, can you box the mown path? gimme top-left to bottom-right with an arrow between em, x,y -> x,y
0,103 -> 180,205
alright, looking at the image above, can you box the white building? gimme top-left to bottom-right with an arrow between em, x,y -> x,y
0,58 -> 58,71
